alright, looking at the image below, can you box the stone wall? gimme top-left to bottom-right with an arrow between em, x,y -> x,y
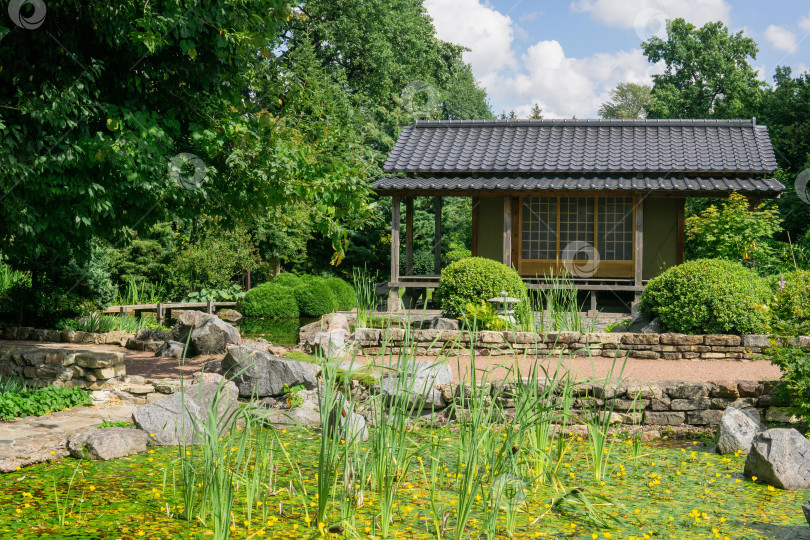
0,326 -> 132,346
0,344 -> 126,389
355,328 -> 810,361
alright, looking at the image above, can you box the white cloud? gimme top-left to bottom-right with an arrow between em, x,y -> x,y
571,0 -> 731,32
425,0 -> 517,88
753,65 -> 767,82
800,11 -> 810,32
765,24 -> 798,54
794,63 -> 809,76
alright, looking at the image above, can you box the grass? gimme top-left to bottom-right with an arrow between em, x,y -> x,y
283,350 -> 378,387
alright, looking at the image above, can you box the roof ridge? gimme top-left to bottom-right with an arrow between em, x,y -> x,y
412,118 -> 759,128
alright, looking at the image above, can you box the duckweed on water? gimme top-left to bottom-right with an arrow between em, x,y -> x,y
0,430 -> 806,540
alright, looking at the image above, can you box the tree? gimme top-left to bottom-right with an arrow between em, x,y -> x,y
598,83 -> 652,118
642,19 -> 765,119
527,104 -> 543,119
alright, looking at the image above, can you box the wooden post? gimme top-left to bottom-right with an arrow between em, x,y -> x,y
405,196 -> 414,276
207,300 -> 214,315
156,303 -> 164,326
246,270 -> 251,291
676,198 -> 685,264
434,197 -> 442,274
389,196 -> 401,312
634,197 -> 644,304
503,196 -> 512,267
471,197 -> 479,257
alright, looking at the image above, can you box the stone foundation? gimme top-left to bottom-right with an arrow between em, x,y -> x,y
355,328 -> 810,361
0,326 -> 132,346
0,344 -> 127,389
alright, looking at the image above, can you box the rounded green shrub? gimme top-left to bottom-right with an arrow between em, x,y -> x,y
771,270 -> 810,335
640,258 -> 771,334
240,283 -> 299,319
272,273 -> 303,289
325,277 -> 357,311
294,278 -> 338,317
434,257 -> 527,317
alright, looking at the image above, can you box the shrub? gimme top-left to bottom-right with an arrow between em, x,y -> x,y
0,381 -> 93,421
324,277 -> 357,311
434,257 -> 526,318
272,273 -> 304,289
640,258 -> 771,334
240,282 -> 299,319
764,344 -> 810,423
771,270 -> 810,335
294,278 -> 338,317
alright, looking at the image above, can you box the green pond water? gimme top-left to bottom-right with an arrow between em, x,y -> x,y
234,317 -> 317,345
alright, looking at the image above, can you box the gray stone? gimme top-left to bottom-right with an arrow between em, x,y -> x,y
666,382 -> 713,399
670,398 -> 712,411
379,360 -> 452,410
329,392 -> 369,442
306,329 -> 349,358
249,396 -> 321,428
413,316 -> 461,331
643,411 -> 685,425
716,407 -> 765,454
766,407 -> 802,424
67,427 -> 148,460
803,502 -> 810,527
222,345 -> 317,398
155,340 -> 187,359
628,313 -> 663,333
218,309 -> 242,322
323,313 -> 351,333
171,311 -> 241,356
75,352 -> 124,369
136,328 -> 172,342
744,429 -> 810,490
131,374 -> 239,446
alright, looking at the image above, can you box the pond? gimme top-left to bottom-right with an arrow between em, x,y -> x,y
234,317 -> 317,346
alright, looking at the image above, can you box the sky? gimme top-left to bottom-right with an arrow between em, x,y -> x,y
423,0 -> 810,118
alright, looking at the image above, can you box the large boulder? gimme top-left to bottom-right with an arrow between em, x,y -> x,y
628,313 -> 663,334
67,427 -> 149,460
744,428 -> 810,490
155,340 -> 187,359
247,392 -> 322,428
716,407 -> 765,454
298,313 -> 351,345
412,316 -> 460,330
171,311 -> 241,356
379,360 -> 453,411
306,329 -> 349,358
222,345 -> 317,398
131,374 -> 239,445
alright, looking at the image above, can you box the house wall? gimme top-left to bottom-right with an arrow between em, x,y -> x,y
642,197 -> 681,279
476,196 -> 504,262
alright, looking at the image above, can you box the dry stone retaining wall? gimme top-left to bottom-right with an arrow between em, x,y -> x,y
355,328 -> 810,361
0,326 -> 132,346
0,344 -> 126,389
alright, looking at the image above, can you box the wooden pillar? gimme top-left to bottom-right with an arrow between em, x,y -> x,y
405,196 -> 414,276
503,196 -> 512,267
471,197 -> 479,257
156,303 -> 164,326
206,300 -> 214,315
676,198 -> 685,264
634,196 -> 644,304
246,270 -> 251,291
389,196 -> 401,312
434,197 -> 442,274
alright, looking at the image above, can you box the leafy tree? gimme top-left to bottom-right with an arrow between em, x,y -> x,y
109,222 -> 177,287
642,19 -> 765,119
598,83 -> 652,119
527,104 -> 544,119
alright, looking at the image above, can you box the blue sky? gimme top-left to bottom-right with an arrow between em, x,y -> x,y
424,0 -> 810,118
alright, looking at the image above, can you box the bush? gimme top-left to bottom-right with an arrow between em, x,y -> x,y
434,257 -> 526,318
240,283 -> 300,319
294,278 -> 338,317
764,344 -> 810,423
0,382 -> 93,421
324,277 -> 357,311
771,270 -> 810,335
640,258 -> 771,334
272,273 -> 304,289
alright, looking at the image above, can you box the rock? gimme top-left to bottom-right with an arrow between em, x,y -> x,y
413,316 -> 460,331
136,328 -> 172,342
67,427 -> 148,460
218,309 -> 242,322
609,325 -> 628,333
171,311 -> 241,356
222,345 -> 317,398
329,392 -> 369,442
803,502 -> 810,527
627,313 -> 663,334
306,329 -> 349,358
248,394 -> 321,428
201,360 -> 224,375
379,360 -> 453,411
243,337 -> 289,357
323,313 -> 350,333
298,320 -> 324,346
716,407 -> 765,454
744,428 -> 810,490
131,374 -> 239,446
155,340 -> 187,359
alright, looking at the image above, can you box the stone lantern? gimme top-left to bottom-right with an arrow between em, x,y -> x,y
487,290 -> 520,325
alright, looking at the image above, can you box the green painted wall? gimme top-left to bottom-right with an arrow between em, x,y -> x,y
642,197 -> 680,279
477,197 -> 503,262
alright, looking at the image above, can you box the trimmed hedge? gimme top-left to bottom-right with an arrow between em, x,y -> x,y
640,258 -> 771,335
771,270 -> 810,335
294,278 -> 338,317
325,277 -> 357,311
271,273 -> 304,289
434,257 -> 526,317
240,283 -> 299,319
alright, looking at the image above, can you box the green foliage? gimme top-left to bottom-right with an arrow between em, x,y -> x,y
685,193 -> 783,272
294,279 -> 338,318
98,420 -> 135,429
446,242 -> 472,263
0,383 -> 92,421
238,318 -> 301,346
771,271 -> 810,336
271,273 -> 304,289
764,344 -> 810,423
283,384 -> 306,409
181,284 -> 245,303
240,283 -> 300,319
640,259 -> 771,334
462,301 -> 506,331
2,279 -> 98,327
435,257 -> 526,317
61,241 -> 117,308
114,277 -> 169,306
598,83 -> 653,119
605,318 -> 632,333
109,223 -> 177,289
643,19 -> 765,118
324,277 -> 357,311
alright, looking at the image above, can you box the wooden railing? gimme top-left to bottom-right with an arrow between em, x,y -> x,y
101,301 -> 238,325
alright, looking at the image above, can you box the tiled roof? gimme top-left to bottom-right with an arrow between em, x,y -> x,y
371,176 -> 786,195
382,119 -> 779,174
